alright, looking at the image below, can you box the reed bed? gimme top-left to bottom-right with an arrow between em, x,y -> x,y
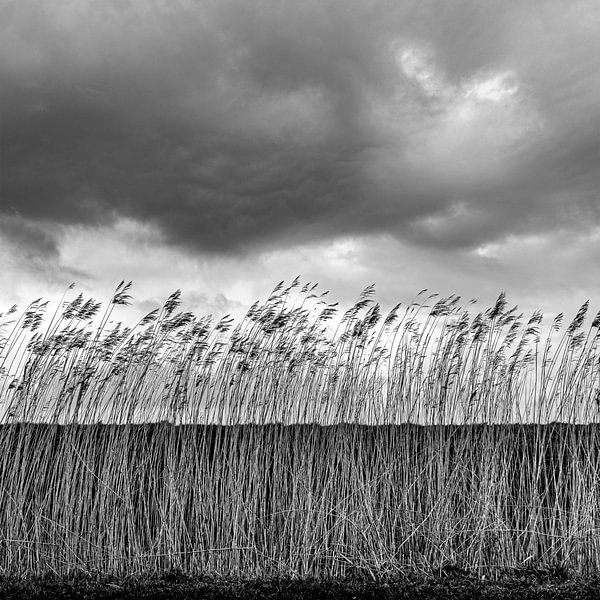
1,279 -> 600,577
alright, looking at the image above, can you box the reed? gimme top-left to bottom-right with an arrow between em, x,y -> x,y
0,279 -> 599,577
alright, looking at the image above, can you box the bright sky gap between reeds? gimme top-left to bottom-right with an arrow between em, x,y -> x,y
1,1 -> 600,322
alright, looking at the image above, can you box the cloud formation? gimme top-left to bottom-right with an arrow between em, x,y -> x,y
1,0 -> 599,315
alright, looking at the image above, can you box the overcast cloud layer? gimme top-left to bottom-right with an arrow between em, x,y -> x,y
1,0 -> 600,318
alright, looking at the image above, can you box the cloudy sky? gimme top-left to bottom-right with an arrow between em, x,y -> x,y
1,0 -> 600,321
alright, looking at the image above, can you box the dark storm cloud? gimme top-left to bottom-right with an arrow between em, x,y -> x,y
0,213 -> 88,286
0,214 -> 58,260
1,0 -> 599,256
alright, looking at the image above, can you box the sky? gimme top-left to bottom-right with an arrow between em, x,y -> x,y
1,0 -> 600,323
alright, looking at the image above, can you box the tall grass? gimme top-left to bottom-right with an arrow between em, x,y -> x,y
1,279 -> 600,577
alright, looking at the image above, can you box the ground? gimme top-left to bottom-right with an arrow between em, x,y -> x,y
1,571 -> 600,600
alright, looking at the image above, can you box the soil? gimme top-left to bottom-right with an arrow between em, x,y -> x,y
1,571 -> 599,600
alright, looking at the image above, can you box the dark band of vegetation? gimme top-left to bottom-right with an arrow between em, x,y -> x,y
1,280 -> 600,577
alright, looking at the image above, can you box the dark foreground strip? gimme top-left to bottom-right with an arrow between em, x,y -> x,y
1,575 -> 600,600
